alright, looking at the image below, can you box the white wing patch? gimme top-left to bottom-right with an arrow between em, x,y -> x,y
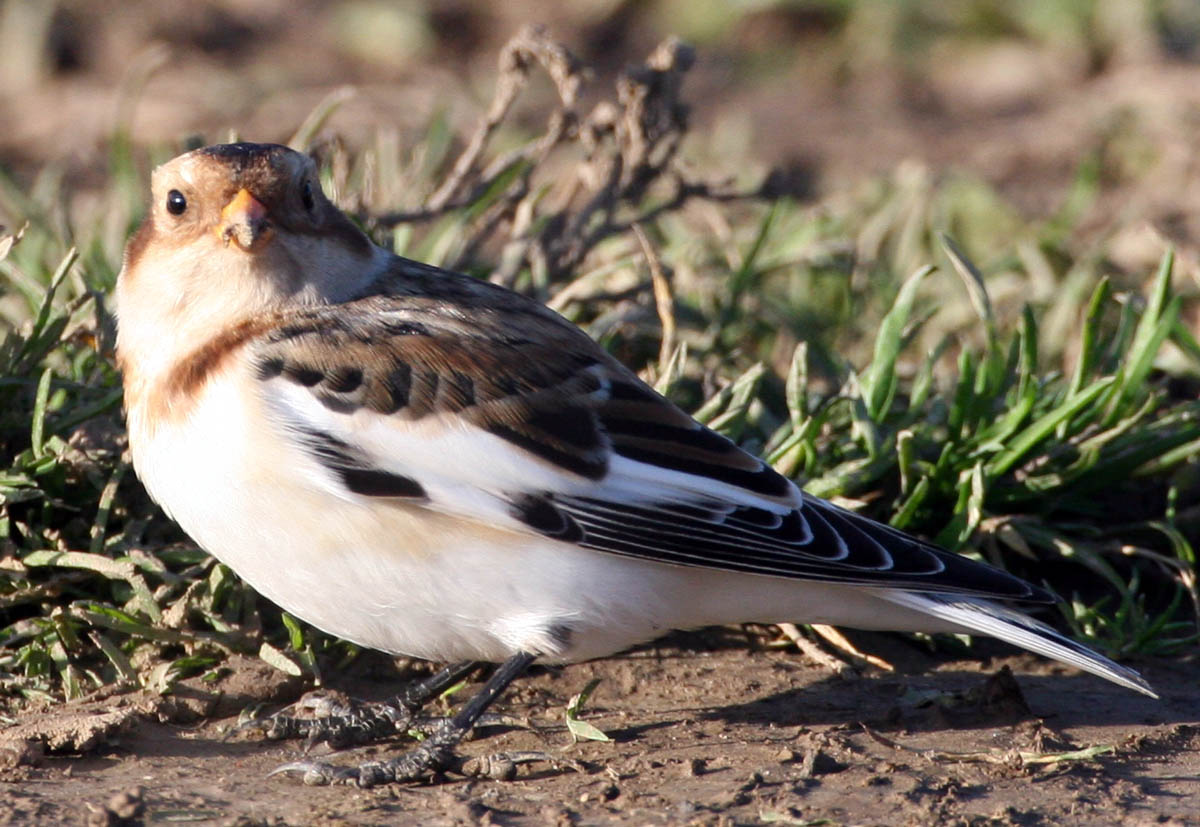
262,373 -> 804,528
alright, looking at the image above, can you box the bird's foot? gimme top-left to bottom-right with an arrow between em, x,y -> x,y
235,661 -> 481,750
273,747 -> 581,786
236,692 -> 411,749
238,702 -> 534,752
270,718 -> 581,787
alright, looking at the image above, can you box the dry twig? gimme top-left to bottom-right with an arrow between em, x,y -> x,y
368,27 -> 755,295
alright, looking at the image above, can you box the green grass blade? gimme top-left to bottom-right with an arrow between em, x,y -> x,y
862,265 -> 934,421
987,377 -> 1115,476
939,233 -> 995,330
1068,276 -> 1111,397
29,366 -> 53,458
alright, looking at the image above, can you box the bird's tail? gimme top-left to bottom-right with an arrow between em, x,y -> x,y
881,590 -> 1157,697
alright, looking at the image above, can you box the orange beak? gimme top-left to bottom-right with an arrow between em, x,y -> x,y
216,188 -> 273,252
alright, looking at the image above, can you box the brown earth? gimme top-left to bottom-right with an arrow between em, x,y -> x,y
2,633 -> 1197,825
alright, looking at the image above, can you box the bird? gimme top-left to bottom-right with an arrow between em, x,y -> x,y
115,142 -> 1154,787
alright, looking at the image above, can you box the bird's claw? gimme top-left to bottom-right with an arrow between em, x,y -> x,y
458,751 -> 586,781
269,745 -> 583,787
269,759 -> 364,786
269,740 -> 456,787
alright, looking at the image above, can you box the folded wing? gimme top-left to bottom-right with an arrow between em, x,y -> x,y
247,258 -> 1047,604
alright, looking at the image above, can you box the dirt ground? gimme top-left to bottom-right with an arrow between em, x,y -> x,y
4,4 -> 1200,825
2,632 -> 1197,826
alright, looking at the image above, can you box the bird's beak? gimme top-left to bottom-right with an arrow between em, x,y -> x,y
216,188 -> 273,252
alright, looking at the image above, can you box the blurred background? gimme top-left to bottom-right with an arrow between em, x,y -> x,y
3,0 -> 1200,233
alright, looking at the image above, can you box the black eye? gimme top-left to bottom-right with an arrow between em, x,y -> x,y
301,180 -> 316,212
166,189 -> 187,216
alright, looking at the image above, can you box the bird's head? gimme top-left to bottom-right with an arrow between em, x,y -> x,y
116,143 -> 384,384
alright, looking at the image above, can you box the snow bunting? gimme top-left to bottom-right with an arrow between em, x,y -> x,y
116,143 -> 1153,786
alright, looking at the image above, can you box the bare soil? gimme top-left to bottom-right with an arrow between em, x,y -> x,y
3,632 -> 1197,826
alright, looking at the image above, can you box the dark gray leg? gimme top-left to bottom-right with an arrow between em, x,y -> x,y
271,652 -> 568,786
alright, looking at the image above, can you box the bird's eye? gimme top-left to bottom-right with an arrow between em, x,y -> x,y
301,180 -> 316,213
166,189 -> 187,216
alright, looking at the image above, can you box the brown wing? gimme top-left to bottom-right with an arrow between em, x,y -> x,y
252,256 -> 789,496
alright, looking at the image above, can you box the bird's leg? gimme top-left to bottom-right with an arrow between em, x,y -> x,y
240,660 -> 481,749
272,652 -> 573,786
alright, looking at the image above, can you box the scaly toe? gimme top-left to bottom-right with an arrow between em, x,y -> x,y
269,759 -> 362,786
